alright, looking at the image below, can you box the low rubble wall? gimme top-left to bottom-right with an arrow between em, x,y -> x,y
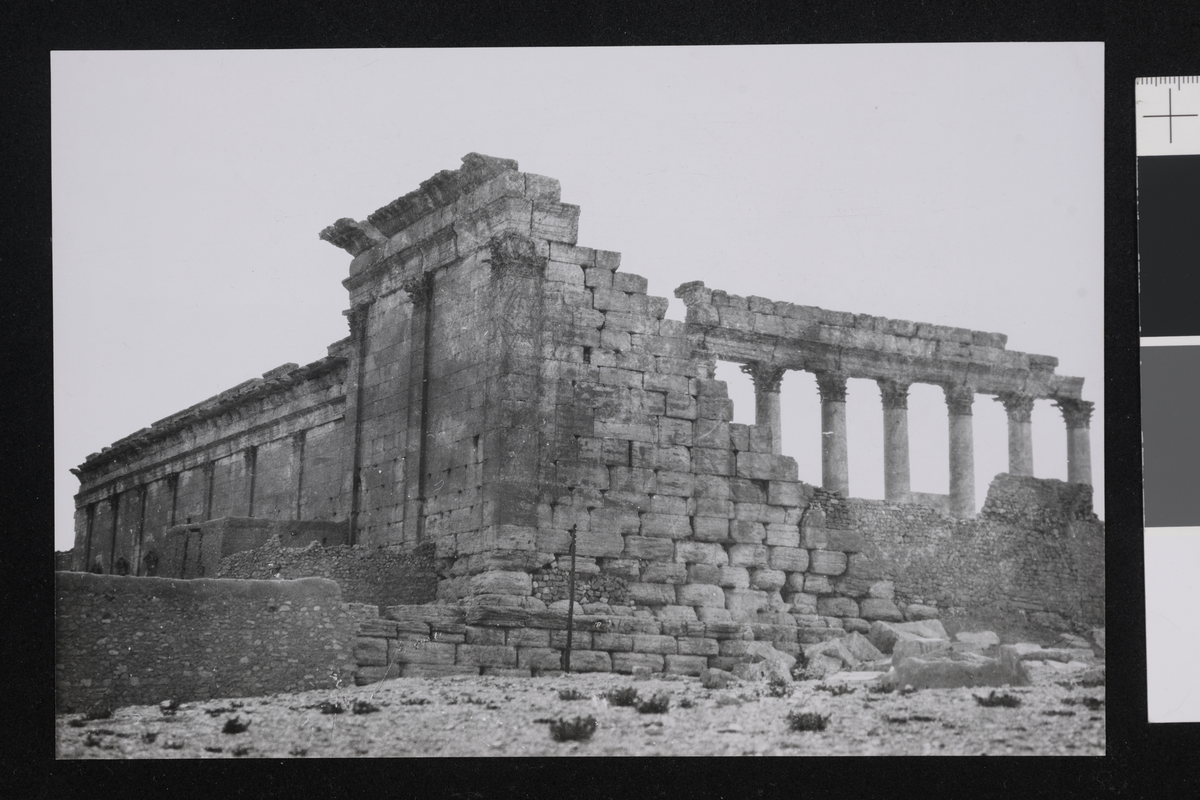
218,539 -> 438,610
818,475 -> 1104,626
55,572 -> 355,714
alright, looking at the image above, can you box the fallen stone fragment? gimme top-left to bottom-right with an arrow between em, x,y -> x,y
867,620 -> 950,654
743,641 -> 797,671
891,637 -> 951,665
840,632 -> 885,664
881,645 -> 1030,690
955,630 -> 1000,648
699,667 -> 733,689
1010,643 -> 1095,663
903,604 -> 940,621
1057,633 -> 1090,649
732,657 -> 792,684
805,654 -> 847,679
1090,628 -> 1106,652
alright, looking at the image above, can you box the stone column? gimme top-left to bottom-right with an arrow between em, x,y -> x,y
815,372 -> 849,496
741,362 -> 786,455
1055,398 -> 1095,485
944,385 -> 976,518
877,379 -> 911,503
996,392 -> 1036,477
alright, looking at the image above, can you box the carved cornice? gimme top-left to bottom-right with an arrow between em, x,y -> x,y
815,372 -> 848,404
996,392 -> 1036,422
740,362 -> 786,393
943,385 -> 975,416
318,218 -> 387,257
486,231 -> 546,280
76,356 -> 348,477
365,153 -> 519,238
1055,398 -> 1095,429
877,379 -> 910,410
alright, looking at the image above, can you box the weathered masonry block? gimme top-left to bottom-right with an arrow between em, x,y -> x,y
66,154 -> 1102,690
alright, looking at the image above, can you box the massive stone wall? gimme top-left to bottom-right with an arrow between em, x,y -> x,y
54,572 -> 355,714
218,538 -> 438,609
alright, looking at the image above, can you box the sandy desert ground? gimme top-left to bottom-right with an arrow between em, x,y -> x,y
56,658 -> 1104,758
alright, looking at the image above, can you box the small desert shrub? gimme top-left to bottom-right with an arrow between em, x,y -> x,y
558,689 -> 586,701
549,716 -> 597,742
766,678 -> 791,698
84,709 -> 112,721
159,700 -> 180,717
351,700 -> 380,715
290,746 -> 308,757
603,687 -> 640,707
786,710 -> 831,732
1042,710 -> 1076,717
636,693 -> 670,714
1062,696 -> 1104,711
678,697 -> 695,709
231,744 -> 251,757
974,691 -> 1022,708
318,701 -> 345,715
67,718 -> 87,728
1079,674 -> 1106,688
141,731 -> 158,744
222,716 -> 251,734
816,683 -> 853,696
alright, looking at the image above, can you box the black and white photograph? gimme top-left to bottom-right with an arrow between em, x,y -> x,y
53,44 -> 1105,758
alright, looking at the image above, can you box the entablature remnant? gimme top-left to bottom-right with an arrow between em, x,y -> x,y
674,281 -> 1084,402
321,152 -> 578,309
73,353 -> 347,479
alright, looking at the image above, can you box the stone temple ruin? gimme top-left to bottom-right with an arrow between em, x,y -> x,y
58,154 -> 1102,706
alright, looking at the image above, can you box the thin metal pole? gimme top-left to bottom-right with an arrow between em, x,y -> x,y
564,524 -> 577,673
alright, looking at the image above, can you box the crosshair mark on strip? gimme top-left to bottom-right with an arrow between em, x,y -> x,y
1136,77 -> 1200,156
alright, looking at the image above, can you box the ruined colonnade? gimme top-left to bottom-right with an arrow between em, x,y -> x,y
739,361 -> 1095,516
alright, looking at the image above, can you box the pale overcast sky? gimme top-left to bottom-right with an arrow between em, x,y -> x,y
52,43 -> 1104,550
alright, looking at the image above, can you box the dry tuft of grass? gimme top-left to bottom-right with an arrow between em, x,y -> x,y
548,715 -> 598,742
974,691 -> 1022,708
636,693 -> 670,714
603,687 -> 640,707
786,710 -> 831,732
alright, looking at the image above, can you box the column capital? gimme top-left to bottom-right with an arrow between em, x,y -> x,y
345,302 -> 371,338
1055,398 -> 1095,429
401,274 -> 432,309
995,391 -> 1036,422
943,384 -> 975,416
815,372 -> 848,403
740,362 -> 787,393
877,379 -> 910,410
